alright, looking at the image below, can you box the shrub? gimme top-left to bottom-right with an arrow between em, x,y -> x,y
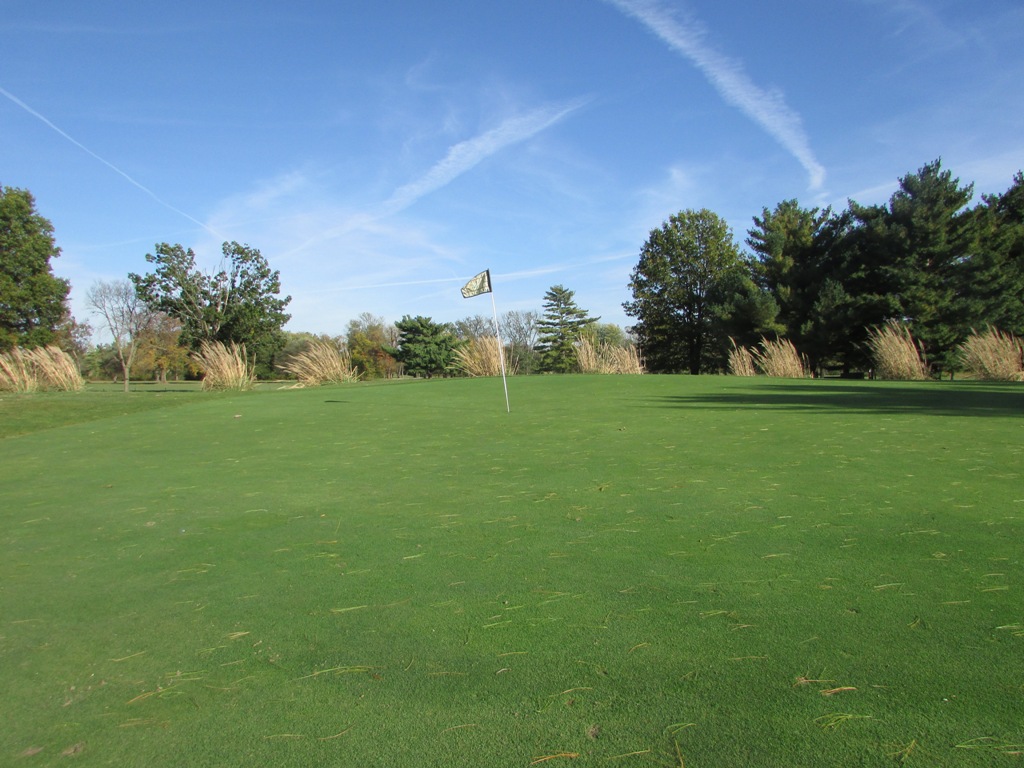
280,340 -> 360,386
752,337 -> 809,378
867,323 -> 929,380
0,346 -> 84,392
191,341 -> 256,391
727,339 -> 757,377
576,336 -> 644,374
958,328 -> 1024,381
452,336 -> 517,377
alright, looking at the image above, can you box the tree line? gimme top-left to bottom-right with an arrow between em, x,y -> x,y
3,157 -> 1022,384
626,160 -> 1024,376
0,187 -> 612,383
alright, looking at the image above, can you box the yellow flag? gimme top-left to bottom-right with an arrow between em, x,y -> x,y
460,270 -> 492,298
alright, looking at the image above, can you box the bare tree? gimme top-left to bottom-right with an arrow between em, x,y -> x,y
500,310 -> 540,374
453,314 -> 494,341
86,279 -> 156,391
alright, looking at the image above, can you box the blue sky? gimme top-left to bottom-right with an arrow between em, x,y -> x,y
3,1 -> 1023,338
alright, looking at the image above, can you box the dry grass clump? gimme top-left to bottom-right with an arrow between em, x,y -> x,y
452,336 -> 516,377
576,336 -> 644,374
751,337 -> 809,378
867,323 -> 929,380
728,338 -> 757,377
958,328 -> 1024,381
281,340 -> 360,386
191,341 -> 256,391
0,346 -> 84,392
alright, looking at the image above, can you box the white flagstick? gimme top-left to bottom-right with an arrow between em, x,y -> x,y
490,289 -> 511,413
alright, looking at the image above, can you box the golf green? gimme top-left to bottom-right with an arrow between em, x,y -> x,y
1,375 -> 1022,766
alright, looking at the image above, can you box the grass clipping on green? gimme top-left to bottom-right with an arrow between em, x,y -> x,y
191,341 -> 256,390
0,345 -> 84,392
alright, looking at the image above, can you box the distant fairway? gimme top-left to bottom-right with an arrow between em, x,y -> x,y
2,375 -> 1022,767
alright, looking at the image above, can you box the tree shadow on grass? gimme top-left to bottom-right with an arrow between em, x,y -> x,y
653,381 -> 1024,418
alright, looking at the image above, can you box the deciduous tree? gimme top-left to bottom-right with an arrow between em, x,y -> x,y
346,312 -> 399,379
500,310 -> 539,374
86,279 -> 156,392
625,209 -> 754,374
0,186 -> 71,350
130,241 -> 291,377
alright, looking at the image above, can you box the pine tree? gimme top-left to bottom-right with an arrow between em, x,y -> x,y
388,315 -> 462,378
535,285 -> 597,373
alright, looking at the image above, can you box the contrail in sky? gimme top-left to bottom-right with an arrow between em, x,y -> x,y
283,98 -> 587,256
605,0 -> 826,190
0,85 -> 218,235
383,98 -> 588,214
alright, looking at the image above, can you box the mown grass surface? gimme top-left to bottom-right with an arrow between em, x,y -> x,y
2,376 -> 1022,766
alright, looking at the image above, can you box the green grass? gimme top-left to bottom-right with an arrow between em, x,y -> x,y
1,375 -> 1022,767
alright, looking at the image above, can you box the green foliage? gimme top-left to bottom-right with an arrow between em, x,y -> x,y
625,209 -> 772,373
737,160 -> 1024,376
747,200 -> 841,369
968,172 -> 1024,337
130,241 -> 291,377
0,185 -> 71,350
389,315 -> 462,377
535,285 -> 597,373
2,377 -> 1023,766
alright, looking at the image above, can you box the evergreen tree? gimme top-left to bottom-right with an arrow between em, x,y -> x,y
535,285 -> 597,373
389,315 -> 462,377
842,160 -> 977,374
968,172 -> 1024,335
747,200 -> 838,357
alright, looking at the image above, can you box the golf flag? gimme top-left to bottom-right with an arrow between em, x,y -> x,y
461,270 -> 492,299
457,268 -> 510,413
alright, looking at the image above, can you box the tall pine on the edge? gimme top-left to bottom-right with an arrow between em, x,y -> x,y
535,285 -> 597,373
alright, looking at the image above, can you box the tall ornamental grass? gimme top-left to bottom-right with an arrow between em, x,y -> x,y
0,345 -> 84,392
281,340 -> 360,386
452,336 -> 515,377
751,337 -> 809,378
191,341 -> 256,391
576,336 -> 644,374
958,327 -> 1024,381
868,323 -> 929,380
727,338 -> 757,376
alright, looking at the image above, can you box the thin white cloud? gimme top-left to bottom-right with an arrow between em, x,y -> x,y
270,98 -> 588,257
0,85 -> 221,237
383,98 -> 588,214
605,0 -> 826,190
